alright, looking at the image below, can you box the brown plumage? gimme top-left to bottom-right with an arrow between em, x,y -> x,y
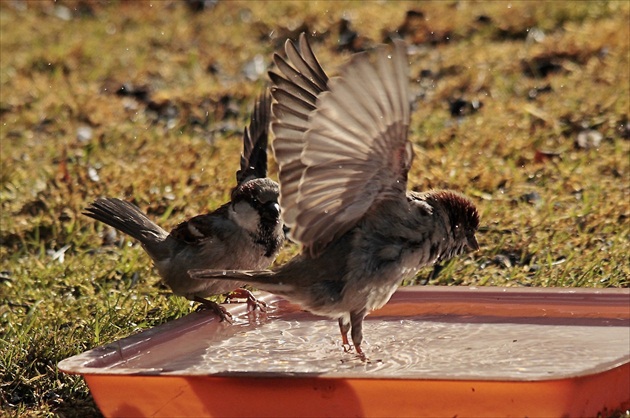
84,92 -> 284,320
190,34 -> 479,357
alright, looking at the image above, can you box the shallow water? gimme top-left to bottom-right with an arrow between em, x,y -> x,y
127,306 -> 629,380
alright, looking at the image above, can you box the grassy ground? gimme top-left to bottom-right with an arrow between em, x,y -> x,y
1,1 -> 628,416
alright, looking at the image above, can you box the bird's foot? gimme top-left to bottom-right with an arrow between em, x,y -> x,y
226,288 -> 267,313
193,296 -> 233,324
356,352 -> 370,363
340,344 -> 370,363
354,345 -> 370,363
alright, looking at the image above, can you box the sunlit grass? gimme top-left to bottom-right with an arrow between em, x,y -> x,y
1,1 -> 628,416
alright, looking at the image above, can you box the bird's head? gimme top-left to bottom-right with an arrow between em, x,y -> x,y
231,178 -> 281,234
426,190 -> 480,260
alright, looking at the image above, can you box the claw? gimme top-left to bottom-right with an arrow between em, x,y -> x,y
341,341 -> 369,362
193,296 -> 233,323
226,288 -> 267,313
354,344 -> 369,363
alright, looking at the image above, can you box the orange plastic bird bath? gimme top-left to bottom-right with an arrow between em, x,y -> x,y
58,286 -> 630,417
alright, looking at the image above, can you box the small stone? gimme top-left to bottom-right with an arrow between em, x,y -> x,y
77,126 -> 93,142
575,129 -> 603,149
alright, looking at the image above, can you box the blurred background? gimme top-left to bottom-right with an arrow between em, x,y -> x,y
1,1 -> 628,416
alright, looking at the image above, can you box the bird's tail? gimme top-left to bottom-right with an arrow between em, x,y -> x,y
84,198 -> 169,255
188,269 -> 290,293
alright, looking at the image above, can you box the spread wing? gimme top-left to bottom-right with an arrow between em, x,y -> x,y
236,91 -> 271,184
268,34 -> 329,232
271,35 -> 413,257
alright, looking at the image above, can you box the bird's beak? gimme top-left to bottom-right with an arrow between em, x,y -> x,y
467,235 -> 480,251
261,201 -> 281,222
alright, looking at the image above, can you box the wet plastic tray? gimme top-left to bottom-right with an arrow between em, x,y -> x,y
59,286 -> 630,417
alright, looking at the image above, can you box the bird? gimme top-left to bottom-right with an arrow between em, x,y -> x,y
84,92 -> 284,321
189,34 -> 480,359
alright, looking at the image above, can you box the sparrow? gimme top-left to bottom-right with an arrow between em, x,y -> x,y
84,92 -> 284,320
190,34 -> 480,358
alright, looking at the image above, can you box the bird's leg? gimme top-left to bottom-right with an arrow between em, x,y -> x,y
350,310 -> 369,362
193,296 -> 233,323
339,317 -> 352,352
226,288 -> 267,312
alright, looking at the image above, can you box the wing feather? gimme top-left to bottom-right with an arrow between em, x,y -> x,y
269,34 -> 330,236
237,91 -> 271,184
270,35 -> 413,256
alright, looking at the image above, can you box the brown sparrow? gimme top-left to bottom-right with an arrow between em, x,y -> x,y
85,92 -> 284,320
190,35 -> 479,357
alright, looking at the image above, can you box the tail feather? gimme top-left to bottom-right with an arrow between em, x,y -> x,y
188,269 -> 290,293
84,198 -> 169,255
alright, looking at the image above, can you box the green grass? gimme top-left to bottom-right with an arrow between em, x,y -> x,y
1,1 -> 629,416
